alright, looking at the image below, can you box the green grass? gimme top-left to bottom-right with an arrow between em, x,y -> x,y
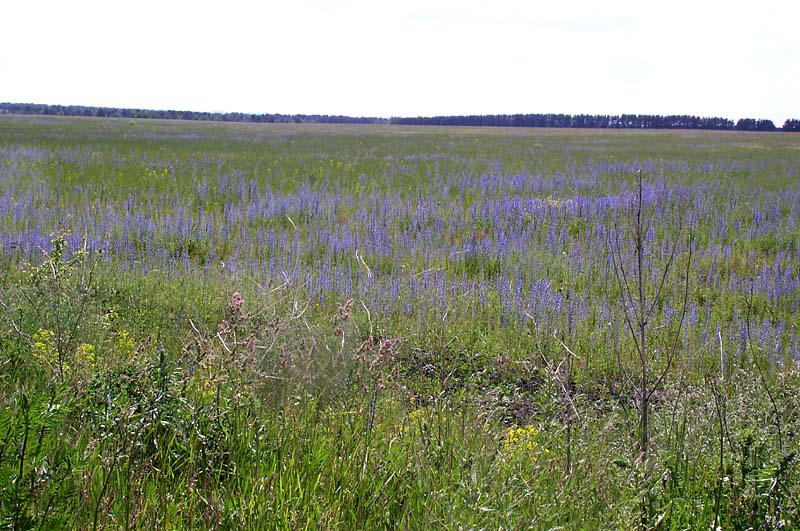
1,116 -> 799,529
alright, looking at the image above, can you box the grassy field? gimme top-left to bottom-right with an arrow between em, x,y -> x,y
1,115 -> 799,529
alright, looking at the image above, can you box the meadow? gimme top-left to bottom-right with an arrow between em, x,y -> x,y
1,115 -> 799,529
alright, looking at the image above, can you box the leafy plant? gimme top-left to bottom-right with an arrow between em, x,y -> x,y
1,233 -> 100,383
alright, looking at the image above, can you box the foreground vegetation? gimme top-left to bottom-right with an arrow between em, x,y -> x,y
1,115 -> 799,529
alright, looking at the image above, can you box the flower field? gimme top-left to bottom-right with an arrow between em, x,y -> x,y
1,115 -> 799,529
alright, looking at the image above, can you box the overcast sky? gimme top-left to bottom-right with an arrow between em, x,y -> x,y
2,0 -> 798,124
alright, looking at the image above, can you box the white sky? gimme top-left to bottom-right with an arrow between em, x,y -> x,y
2,0 -> 798,124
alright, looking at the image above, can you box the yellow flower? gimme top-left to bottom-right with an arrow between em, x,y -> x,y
31,329 -> 58,366
197,375 -> 217,402
115,329 -> 135,355
75,343 -> 96,369
503,424 -> 547,459
31,328 -> 70,373
401,408 -> 429,436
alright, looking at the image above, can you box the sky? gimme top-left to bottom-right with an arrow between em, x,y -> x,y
2,0 -> 798,125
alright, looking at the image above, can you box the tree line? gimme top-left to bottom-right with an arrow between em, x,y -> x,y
1,102 -> 795,131
0,103 -> 384,125
391,114 -> 795,131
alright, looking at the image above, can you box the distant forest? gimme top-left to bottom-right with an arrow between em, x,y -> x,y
2,102 -> 797,131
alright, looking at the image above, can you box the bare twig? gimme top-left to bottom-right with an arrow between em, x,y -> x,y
648,233 -> 693,401
609,170 -> 692,470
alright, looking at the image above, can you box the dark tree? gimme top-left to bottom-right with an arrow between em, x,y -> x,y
782,119 -> 800,132
736,118 -> 776,131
